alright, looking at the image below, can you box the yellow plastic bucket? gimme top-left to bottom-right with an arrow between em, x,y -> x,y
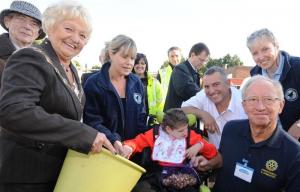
54,149 -> 146,192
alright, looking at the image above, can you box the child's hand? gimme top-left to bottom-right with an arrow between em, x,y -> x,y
185,142 -> 203,159
122,145 -> 133,159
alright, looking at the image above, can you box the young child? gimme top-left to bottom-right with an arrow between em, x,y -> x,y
123,108 -> 217,191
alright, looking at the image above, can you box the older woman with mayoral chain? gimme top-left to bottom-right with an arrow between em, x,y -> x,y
0,1 -> 115,192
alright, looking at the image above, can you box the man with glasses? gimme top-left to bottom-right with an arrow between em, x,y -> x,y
212,75 -> 300,192
164,42 -> 209,111
181,66 -> 247,149
0,0 -> 45,85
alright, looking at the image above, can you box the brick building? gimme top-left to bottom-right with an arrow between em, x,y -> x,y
226,66 -> 252,88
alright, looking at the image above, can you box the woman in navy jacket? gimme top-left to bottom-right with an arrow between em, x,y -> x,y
247,28 -> 300,140
84,34 -> 147,155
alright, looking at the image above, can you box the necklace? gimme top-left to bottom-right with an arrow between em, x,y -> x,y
62,65 -> 71,72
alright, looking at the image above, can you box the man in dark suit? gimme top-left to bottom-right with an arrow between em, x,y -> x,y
164,42 -> 210,111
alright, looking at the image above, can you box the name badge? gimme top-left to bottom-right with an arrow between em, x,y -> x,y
234,162 -> 254,183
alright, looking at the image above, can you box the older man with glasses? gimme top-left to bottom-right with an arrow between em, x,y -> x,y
0,0 -> 45,85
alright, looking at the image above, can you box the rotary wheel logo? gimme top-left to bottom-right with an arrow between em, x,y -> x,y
266,160 -> 278,172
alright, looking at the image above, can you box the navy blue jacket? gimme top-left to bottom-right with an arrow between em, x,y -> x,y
250,51 -> 300,131
83,62 -> 147,144
214,119 -> 300,192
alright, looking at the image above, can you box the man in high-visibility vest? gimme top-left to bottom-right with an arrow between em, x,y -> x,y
157,47 -> 184,101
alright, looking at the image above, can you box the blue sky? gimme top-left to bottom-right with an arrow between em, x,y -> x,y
1,0 -> 299,71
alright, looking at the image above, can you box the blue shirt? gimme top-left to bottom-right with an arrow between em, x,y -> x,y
262,53 -> 284,81
213,119 -> 300,192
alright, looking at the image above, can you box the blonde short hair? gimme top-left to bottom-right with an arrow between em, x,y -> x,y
246,28 -> 279,49
42,0 -> 92,40
104,34 -> 137,63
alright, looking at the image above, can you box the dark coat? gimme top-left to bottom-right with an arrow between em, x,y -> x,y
0,33 -> 16,88
250,51 -> 300,131
0,39 -> 98,183
164,60 -> 201,111
0,58 -> 5,83
83,62 -> 147,144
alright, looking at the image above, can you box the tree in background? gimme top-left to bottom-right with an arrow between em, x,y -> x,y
199,54 -> 243,76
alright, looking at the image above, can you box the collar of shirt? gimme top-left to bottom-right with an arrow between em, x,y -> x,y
242,121 -> 282,149
220,87 -> 241,115
261,53 -> 284,81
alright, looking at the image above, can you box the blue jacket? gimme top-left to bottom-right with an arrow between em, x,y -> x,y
250,51 -> 300,131
83,62 -> 147,144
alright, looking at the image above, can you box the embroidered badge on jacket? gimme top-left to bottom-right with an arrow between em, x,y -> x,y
261,159 -> 278,179
133,93 -> 142,104
285,88 -> 298,101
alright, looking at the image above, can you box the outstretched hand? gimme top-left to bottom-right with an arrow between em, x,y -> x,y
190,155 -> 211,172
191,153 -> 223,172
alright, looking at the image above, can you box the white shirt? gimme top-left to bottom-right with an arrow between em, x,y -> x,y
182,87 -> 247,148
